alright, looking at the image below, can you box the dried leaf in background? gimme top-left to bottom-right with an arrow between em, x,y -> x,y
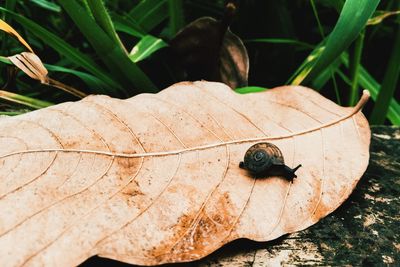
8,52 -> 49,83
1,18 -> 87,99
8,52 -> 87,98
170,3 -> 249,89
0,81 -> 370,266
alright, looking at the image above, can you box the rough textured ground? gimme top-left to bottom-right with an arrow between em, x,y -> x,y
81,126 -> 399,266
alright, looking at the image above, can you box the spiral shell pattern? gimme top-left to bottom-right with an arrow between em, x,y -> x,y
242,142 -> 284,174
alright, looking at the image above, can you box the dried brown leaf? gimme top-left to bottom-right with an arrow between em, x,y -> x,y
8,52 -> 87,99
1,19 -> 86,99
0,81 -> 370,266
8,52 -> 49,83
170,16 -> 249,88
220,29 -> 249,88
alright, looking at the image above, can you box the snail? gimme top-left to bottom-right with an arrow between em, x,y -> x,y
239,142 -> 302,182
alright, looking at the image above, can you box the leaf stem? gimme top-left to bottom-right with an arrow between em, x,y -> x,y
48,78 -> 87,99
331,71 -> 341,105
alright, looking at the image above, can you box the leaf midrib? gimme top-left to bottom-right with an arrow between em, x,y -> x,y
0,91 -> 369,160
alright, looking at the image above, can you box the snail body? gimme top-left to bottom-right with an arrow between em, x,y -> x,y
239,142 -> 301,181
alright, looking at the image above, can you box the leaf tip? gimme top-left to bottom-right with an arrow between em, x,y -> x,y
354,89 -> 370,112
361,89 -> 370,105
362,89 -> 370,98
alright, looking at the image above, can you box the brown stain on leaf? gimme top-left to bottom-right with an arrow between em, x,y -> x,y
149,192 -> 236,263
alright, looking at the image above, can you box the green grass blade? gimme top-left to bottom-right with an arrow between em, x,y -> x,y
310,0 -> 342,104
30,0 -> 61,12
369,23 -> 400,125
292,41 -> 400,125
2,0 -> 19,59
112,13 -> 145,38
317,0 -> 344,13
58,0 -> 157,94
1,0 -> 16,24
0,56 -> 11,64
367,10 -> 400,25
44,64 -> 109,94
340,54 -> 400,125
168,0 -> 184,36
311,60 -> 339,89
311,58 -> 342,89
0,111 -> 22,116
128,0 -> 168,32
304,0 -> 379,83
86,0 -> 125,51
57,1 -> 121,54
235,86 -> 267,94
348,30 -> 365,106
80,0 -> 95,20
129,35 -> 168,63
288,44 -> 325,85
0,90 -> 53,109
310,0 -> 326,38
245,38 -> 314,49
0,7 -> 120,91
331,72 -> 341,105
3,0 -> 16,16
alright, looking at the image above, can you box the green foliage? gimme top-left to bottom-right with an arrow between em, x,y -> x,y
57,0 -> 157,94
0,0 -> 398,125
0,7 -> 121,91
235,86 -> 266,94
168,0 -> 184,36
127,0 -> 168,32
129,35 -> 168,63
29,0 -> 61,12
0,89 -> 53,109
369,23 -> 400,124
303,0 -> 379,83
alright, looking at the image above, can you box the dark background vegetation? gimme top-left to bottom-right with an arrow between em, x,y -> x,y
0,1 -> 399,266
0,0 -> 399,124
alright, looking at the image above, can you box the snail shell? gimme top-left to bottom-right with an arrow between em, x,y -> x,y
240,143 -> 284,175
239,142 -> 301,181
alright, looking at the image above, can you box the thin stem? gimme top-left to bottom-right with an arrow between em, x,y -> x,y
48,78 -> 87,99
331,70 -> 341,105
310,0 -> 325,38
310,0 -> 343,104
348,30 -> 365,106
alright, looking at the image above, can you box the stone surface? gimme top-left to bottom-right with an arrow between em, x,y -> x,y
81,126 -> 400,266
